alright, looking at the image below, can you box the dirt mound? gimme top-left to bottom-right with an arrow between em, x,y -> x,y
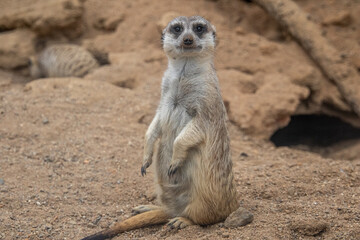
0,0 -> 83,37
0,0 -> 360,239
0,29 -> 36,70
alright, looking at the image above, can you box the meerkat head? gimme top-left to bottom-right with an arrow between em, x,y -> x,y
28,56 -> 43,79
162,16 -> 216,58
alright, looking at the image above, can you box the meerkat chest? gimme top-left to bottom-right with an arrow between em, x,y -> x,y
159,76 -> 200,135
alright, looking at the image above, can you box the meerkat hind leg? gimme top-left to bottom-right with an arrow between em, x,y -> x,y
131,205 -> 162,216
167,217 -> 193,229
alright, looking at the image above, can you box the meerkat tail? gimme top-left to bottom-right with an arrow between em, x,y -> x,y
80,209 -> 169,240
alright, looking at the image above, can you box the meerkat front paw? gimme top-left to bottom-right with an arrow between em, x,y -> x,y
141,161 -> 151,176
168,157 -> 183,177
167,164 -> 179,177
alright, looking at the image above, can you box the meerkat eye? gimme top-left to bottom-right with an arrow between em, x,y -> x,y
173,25 -> 182,33
195,25 -> 204,33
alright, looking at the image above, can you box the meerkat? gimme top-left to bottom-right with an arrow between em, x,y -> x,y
81,16 -> 239,240
29,44 -> 99,79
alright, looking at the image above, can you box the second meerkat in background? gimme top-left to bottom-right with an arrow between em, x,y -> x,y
81,16 -> 240,240
29,44 -> 99,79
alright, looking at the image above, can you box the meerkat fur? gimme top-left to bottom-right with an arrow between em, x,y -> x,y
29,44 -> 99,79
81,16 -> 239,240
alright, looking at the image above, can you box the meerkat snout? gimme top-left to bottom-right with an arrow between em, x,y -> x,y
182,34 -> 194,48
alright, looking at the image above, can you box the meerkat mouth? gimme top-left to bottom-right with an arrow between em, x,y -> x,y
177,46 -> 203,52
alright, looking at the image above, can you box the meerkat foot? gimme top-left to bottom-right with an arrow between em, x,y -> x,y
167,217 -> 193,230
131,205 -> 161,216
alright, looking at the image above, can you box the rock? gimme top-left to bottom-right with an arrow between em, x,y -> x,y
24,78 -> 126,103
82,39 -> 109,65
0,29 -> 36,69
322,11 -> 352,27
224,207 -> 253,228
258,41 -> 278,56
157,12 -> 180,32
92,215 -> 102,225
108,52 -> 144,67
93,14 -> 125,31
42,116 -> 49,125
240,152 -> 249,157
43,155 -> 54,163
83,0 -> 125,32
109,49 -> 165,65
289,218 -> 328,236
220,70 -> 309,139
351,56 -> 360,71
234,26 -> 246,35
0,179 -> 4,185
85,49 -> 165,89
221,232 -> 230,238
85,65 -> 138,89
44,223 -> 52,231
216,33 -> 360,139
0,70 -> 28,88
0,0 -> 83,37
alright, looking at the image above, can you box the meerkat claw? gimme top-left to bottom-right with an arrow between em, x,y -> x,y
141,166 -> 146,176
167,217 -> 192,230
141,162 -> 150,176
167,165 -> 178,177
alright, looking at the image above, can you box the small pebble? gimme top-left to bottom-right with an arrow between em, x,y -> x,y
224,207 -> 254,228
43,156 -> 54,163
92,215 -> 102,225
44,223 -> 52,231
0,179 -> 4,185
42,116 -> 49,124
289,219 -> 328,236
240,152 -> 249,157
222,232 -> 230,238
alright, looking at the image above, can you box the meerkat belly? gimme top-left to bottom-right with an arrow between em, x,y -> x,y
155,92 -> 197,215
158,87 -> 194,152
157,94 -> 192,172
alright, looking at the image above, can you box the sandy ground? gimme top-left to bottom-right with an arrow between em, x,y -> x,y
0,0 -> 360,239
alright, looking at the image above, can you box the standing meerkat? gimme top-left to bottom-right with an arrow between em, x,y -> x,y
29,44 -> 99,79
81,16 -> 239,240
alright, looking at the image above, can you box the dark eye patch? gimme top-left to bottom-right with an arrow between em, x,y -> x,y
193,24 -> 207,37
170,24 -> 183,37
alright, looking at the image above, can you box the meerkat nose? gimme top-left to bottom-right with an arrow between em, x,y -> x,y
183,34 -> 194,46
184,38 -> 193,45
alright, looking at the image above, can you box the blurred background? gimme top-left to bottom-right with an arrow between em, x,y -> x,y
0,0 -> 359,239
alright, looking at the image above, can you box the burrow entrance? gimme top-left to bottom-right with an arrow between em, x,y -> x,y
270,115 -> 360,158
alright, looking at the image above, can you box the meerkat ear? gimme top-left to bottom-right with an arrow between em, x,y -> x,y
28,56 -> 36,66
211,24 -> 216,36
28,56 -> 43,79
211,24 -> 217,46
27,58 -> 33,66
211,24 -> 216,32
161,28 -> 166,45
